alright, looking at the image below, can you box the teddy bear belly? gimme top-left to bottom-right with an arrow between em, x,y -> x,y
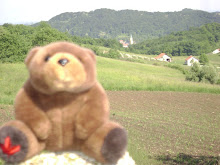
44,108 -> 81,151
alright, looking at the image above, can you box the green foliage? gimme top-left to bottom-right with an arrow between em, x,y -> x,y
200,65 -> 219,84
0,23 -> 123,63
186,63 -> 201,82
107,49 -> 121,59
89,47 -> 121,59
0,24 -> 36,62
186,63 -> 219,84
46,8 -> 220,42
199,53 -> 209,65
130,23 -> 220,56
32,22 -> 71,46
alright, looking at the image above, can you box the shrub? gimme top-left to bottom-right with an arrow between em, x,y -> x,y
200,65 -> 219,84
186,63 -> 219,84
199,54 -> 209,65
107,49 -> 121,59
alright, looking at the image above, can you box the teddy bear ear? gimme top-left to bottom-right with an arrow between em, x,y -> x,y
85,48 -> 96,63
25,47 -> 41,66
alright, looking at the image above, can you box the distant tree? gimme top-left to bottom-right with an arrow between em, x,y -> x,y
199,54 -> 209,65
32,22 -> 71,46
0,27 -> 27,62
108,49 -> 120,59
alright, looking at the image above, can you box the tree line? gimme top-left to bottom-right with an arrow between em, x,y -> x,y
128,23 -> 220,56
0,22 -> 121,63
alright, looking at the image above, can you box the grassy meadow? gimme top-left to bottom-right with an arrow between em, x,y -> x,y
0,56 -> 220,165
97,56 -> 220,93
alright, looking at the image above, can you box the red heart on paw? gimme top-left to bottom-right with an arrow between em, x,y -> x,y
0,136 -> 21,155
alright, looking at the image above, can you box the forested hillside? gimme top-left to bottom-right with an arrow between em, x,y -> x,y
45,8 -> 220,42
1,21 -> 220,63
0,22 -> 121,63
129,23 -> 220,56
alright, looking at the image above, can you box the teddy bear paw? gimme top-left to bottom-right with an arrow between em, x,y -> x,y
101,128 -> 127,164
0,126 -> 28,163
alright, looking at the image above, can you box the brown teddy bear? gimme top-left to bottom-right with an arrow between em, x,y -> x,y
0,41 -> 127,164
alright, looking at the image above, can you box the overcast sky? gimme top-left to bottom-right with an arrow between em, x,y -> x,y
0,0 -> 220,24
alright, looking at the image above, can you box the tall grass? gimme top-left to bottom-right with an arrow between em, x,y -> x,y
0,63 -> 28,105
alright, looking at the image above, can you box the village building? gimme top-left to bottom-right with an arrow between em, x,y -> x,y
119,39 -> 129,48
185,55 -> 199,66
155,53 -> 172,62
119,35 -> 135,48
212,49 -> 220,54
119,40 -> 124,44
122,43 -> 129,48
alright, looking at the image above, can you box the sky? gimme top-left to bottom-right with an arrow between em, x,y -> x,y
0,0 -> 220,24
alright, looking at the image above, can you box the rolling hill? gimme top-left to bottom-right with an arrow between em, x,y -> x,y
129,22 -> 220,55
45,8 -> 220,42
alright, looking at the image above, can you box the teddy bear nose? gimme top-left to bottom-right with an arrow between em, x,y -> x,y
58,59 -> 69,66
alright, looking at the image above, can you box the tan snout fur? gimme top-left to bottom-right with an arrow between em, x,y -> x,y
44,53 -> 86,92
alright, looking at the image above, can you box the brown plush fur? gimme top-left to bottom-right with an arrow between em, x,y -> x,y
0,42 -> 127,164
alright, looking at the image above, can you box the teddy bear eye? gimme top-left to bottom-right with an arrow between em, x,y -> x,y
78,57 -> 83,63
44,56 -> 50,62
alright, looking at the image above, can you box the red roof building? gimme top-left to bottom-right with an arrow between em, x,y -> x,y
155,53 -> 171,62
185,56 -> 199,66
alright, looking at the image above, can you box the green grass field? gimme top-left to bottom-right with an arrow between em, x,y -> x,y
0,56 -> 220,165
97,56 -> 220,93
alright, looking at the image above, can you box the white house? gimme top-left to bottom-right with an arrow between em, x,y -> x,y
155,53 -> 172,62
212,49 -> 220,54
185,56 -> 199,66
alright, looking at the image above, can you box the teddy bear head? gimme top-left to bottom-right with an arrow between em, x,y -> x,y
25,42 -> 97,94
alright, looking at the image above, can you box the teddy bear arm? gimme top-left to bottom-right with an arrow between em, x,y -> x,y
16,111 -> 51,141
75,98 -> 109,140
15,89 -> 52,140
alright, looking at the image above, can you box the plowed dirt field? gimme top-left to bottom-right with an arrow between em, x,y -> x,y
1,91 -> 219,164
107,91 -> 220,164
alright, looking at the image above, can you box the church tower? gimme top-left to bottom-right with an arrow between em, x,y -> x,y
130,35 -> 134,45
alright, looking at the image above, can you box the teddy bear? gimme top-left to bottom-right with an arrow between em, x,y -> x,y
0,41 -> 127,164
